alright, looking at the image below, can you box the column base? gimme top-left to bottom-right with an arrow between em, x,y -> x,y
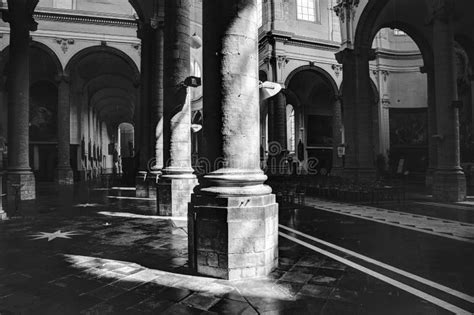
157,176 -> 197,217
7,170 -> 36,201
433,169 -> 466,202
56,168 -> 74,185
189,193 -> 278,280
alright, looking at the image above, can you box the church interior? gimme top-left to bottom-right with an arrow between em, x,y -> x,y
0,0 -> 473,313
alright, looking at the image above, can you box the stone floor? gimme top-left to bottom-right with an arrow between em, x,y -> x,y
0,183 -> 473,314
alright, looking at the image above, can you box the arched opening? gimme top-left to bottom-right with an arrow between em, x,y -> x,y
0,43 -> 63,182
371,27 -> 428,179
286,67 -> 337,174
65,46 -> 139,181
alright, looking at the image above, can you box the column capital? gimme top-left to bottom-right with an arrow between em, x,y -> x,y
335,48 -> 355,64
55,73 -> 70,84
2,0 -> 39,31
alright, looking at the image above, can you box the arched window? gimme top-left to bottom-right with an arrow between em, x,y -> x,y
287,104 -> 295,153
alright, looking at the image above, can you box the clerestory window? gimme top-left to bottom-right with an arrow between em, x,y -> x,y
297,0 -> 318,22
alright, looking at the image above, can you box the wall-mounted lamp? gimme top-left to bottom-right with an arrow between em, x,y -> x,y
259,81 -> 283,100
191,124 -> 202,133
191,33 -> 202,49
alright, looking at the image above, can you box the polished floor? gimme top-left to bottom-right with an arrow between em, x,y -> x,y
0,183 -> 473,314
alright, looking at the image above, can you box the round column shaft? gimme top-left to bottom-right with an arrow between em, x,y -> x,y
201,0 -> 269,195
56,74 -> 74,185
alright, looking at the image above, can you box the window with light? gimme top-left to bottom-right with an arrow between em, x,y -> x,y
297,0 -> 317,22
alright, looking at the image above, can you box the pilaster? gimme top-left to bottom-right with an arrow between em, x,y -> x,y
335,47 -> 376,181
430,1 -> 466,201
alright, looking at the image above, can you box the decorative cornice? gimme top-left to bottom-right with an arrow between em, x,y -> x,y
33,10 -> 137,28
259,32 -> 340,53
374,48 -> 423,61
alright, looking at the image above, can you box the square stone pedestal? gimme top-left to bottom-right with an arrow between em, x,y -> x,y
7,171 -> 36,202
56,168 -> 74,185
433,170 -> 466,202
188,193 -> 279,280
157,177 -> 197,217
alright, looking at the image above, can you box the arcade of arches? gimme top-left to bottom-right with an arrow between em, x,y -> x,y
0,0 -> 473,285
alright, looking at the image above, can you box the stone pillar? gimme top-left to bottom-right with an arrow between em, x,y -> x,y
432,2 -> 466,201
422,66 -> 438,187
331,95 -> 344,175
136,20 -> 153,197
55,74 -> 74,185
335,48 -> 376,180
189,0 -> 278,280
3,1 -> 37,201
268,92 -> 287,175
149,19 -> 165,199
158,0 -> 197,217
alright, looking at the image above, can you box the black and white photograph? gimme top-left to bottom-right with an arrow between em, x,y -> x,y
0,0 -> 473,313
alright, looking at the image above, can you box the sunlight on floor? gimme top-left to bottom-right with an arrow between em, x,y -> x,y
63,254 -> 296,301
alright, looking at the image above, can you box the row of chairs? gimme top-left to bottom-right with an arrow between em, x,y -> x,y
269,175 -> 406,205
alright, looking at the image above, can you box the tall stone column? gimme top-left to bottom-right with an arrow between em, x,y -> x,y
268,92 -> 287,175
432,2 -> 466,201
157,0 -> 197,217
189,0 -> 278,280
55,74 -> 74,185
149,18 -> 164,199
422,66 -> 438,187
331,95 -> 344,174
3,1 -> 37,201
136,20 -> 153,197
335,48 -> 376,180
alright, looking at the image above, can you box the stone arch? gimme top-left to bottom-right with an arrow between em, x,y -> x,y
285,65 -> 339,97
30,41 -> 63,76
374,22 -> 434,69
65,45 -> 140,80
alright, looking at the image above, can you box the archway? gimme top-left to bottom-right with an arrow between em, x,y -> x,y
285,66 -> 338,174
371,27 -> 428,180
65,46 -> 139,181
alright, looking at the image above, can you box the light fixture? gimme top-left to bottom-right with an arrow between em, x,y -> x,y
191,33 -> 202,49
259,81 -> 283,100
191,124 -> 202,133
